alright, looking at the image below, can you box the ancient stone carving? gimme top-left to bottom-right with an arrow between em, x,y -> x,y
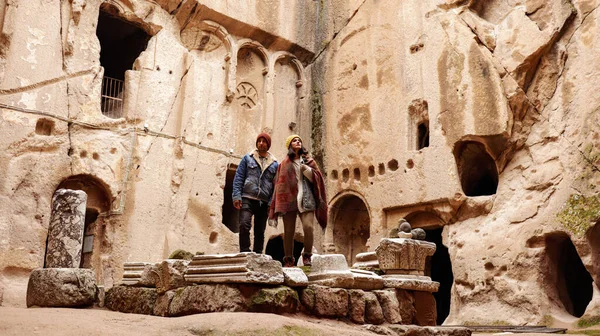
376,238 -> 436,275
235,82 -> 258,109
352,251 -> 379,270
121,262 -> 153,285
45,189 -> 87,268
180,27 -> 223,52
184,252 -> 284,285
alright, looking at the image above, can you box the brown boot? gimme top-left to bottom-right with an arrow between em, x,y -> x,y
283,256 -> 295,267
302,253 -> 312,267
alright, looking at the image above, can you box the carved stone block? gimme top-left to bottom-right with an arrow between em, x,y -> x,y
376,238 -> 436,275
184,252 -> 283,285
45,189 -> 87,268
26,268 -> 96,308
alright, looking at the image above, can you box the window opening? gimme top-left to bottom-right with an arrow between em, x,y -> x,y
417,121 -> 429,149
96,8 -> 151,118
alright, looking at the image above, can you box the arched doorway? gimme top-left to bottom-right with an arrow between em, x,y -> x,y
53,175 -> 112,270
406,211 -> 453,325
545,232 -> 593,317
221,164 -> 240,233
330,194 -> 370,266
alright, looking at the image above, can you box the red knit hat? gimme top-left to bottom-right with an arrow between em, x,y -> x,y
256,132 -> 271,150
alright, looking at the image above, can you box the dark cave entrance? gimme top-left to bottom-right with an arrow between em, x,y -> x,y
421,225 -> 453,325
454,141 -> 498,197
222,164 -> 240,233
545,232 -> 593,317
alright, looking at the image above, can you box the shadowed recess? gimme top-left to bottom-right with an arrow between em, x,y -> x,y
545,232 -> 593,317
454,141 -> 498,196
222,165 -> 240,233
265,236 -> 304,266
330,195 -> 370,265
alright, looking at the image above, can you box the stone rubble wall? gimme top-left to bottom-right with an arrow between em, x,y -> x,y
104,282 -> 437,326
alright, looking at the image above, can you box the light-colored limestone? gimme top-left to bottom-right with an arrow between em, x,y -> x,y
26,268 -> 97,307
1,0 -> 600,327
282,267 -> 309,287
184,253 -> 284,284
121,262 -> 153,286
352,251 -> 379,269
376,238 -> 436,276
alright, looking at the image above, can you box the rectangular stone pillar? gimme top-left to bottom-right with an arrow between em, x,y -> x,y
45,189 -> 87,268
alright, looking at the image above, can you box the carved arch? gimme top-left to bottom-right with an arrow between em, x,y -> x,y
270,51 -> 306,86
235,38 -> 270,72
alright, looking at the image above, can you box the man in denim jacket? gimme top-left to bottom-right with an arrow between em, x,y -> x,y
232,133 -> 279,253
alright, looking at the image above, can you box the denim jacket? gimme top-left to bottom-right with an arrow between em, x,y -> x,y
232,151 -> 279,203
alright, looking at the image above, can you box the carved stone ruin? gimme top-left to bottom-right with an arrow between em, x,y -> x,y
376,238 -> 439,292
309,254 -> 383,290
45,189 -> 87,268
184,252 -> 284,284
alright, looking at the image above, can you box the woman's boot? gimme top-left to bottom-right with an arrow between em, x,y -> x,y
302,253 -> 312,267
283,256 -> 295,267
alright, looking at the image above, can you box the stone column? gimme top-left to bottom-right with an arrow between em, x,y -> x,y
45,189 -> 87,268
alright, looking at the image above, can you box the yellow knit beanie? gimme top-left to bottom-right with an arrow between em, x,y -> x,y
285,134 -> 302,149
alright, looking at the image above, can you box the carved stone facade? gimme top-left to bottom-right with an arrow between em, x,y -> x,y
1,0 -> 600,328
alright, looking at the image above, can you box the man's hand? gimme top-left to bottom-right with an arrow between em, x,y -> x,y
233,200 -> 242,209
300,164 -> 309,172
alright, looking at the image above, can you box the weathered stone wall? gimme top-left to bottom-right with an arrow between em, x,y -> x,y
312,0 -> 600,326
2,0 -> 600,328
0,0 -> 317,307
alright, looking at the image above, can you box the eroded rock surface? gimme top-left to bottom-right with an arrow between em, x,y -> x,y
27,268 -> 96,308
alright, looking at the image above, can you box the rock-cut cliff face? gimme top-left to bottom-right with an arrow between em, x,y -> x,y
1,0 -> 600,326
311,0 -> 600,326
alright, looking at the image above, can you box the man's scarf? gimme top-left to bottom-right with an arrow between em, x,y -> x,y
269,156 -> 328,229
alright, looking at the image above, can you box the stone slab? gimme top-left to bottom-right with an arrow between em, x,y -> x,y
168,284 -> 246,316
374,289 -> 402,324
282,267 -> 309,287
121,262 -> 153,286
45,189 -> 87,268
105,286 -> 157,315
382,276 -> 440,292
156,259 -> 189,293
311,254 -> 349,273
26,268 -> 96,307
248,286 -> 299,314
184,253 -> 283,285
313,285 -> 348,317
350,269 -> 384,290
413,291 -> 437,326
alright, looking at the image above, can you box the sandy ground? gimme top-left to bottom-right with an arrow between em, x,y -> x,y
1,307 -> 593,336
0,307 -> 377,336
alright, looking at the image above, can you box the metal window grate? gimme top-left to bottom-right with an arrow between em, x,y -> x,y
101,76 -> 124,118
